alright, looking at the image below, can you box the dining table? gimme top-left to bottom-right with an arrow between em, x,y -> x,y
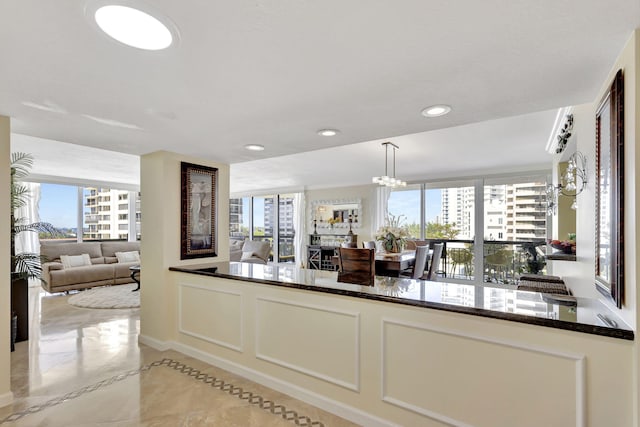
374,250 -> 416,277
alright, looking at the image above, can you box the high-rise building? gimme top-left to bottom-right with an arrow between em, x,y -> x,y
84,188 -> 140,240
441,182 -> 547,242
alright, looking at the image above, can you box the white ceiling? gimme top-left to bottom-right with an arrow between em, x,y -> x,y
1,1 -> 639,191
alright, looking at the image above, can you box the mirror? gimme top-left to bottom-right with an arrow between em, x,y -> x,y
311,198 -> 362,231
595,69 -> 624,308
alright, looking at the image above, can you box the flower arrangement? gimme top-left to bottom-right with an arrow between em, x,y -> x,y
375,214 -> 410,253
327,217 -> 340,225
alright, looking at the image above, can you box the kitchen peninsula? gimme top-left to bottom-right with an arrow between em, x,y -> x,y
163,261 -> 634,427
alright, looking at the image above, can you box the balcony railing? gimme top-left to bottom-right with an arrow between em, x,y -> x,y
419,239 -> 547,285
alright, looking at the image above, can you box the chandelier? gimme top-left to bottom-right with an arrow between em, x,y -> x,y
546,151 -> 587,215
372,142 -> 407,188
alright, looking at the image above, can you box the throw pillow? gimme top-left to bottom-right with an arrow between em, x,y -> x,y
240,251 -> 255,261
60,254 -> 92,269
115,251 -> 140,263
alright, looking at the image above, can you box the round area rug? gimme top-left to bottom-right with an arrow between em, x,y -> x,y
67,284 -> 139,309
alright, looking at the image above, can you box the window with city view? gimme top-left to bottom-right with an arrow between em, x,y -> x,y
229,193 -> 298,263
39,183 -> 141,242
387,175 -> 548,286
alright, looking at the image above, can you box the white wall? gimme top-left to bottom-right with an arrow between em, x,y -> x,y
0,116 -> 12,407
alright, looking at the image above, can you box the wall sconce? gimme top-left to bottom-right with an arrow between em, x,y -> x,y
546,151 -> 587,215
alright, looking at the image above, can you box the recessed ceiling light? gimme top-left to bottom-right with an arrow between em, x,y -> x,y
317,129 -> 340,136
94,5 -> 173,50
421,105 -> 452,117
244,144 -> 265,151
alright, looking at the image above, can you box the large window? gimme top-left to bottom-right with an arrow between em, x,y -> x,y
386,174 -> 548,286
39,183 -> 140,242
230,193 -> 298,263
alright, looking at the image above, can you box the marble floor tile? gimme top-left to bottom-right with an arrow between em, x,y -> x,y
1,287 -> 359,426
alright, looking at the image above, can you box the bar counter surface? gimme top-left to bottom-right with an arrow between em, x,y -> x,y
170,261 -> 633,340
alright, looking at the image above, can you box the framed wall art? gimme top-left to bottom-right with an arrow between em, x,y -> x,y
181,162 -> 218,259
595,69 -> 624,308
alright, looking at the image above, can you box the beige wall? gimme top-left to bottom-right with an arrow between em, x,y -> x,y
0,117 -> 12,406
551,30 -> 638,331
139,151 -> 230,343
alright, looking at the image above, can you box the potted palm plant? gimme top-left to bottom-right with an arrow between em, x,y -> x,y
10,152 -> 57,346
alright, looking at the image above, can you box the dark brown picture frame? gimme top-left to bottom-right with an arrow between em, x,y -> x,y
595,69 -> 624,308
181,162 -> 218,259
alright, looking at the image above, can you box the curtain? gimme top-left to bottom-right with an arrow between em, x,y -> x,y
373,186 -> 391,234
293,192 -> 306,268
14,182 -> 42,255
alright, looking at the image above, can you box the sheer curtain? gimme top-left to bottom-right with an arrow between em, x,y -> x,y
14,182 -> 41,255
373,186 -> 391,234
293,192 -> 306,268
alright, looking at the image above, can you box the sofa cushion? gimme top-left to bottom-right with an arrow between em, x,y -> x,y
101,241 -> 141,258
115,250 -> 140,263
242,240 -> 271,262
41,242 -> 103,262
60,254 -> 92,269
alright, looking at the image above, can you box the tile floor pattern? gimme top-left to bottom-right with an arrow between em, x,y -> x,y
1,287 -> 360,426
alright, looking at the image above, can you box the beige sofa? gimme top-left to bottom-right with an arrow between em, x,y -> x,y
40,241 -> 140,293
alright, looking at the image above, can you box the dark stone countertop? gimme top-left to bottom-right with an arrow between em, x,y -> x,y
170,262 -> 634,341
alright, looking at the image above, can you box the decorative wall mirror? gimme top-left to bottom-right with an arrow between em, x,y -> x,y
311,198 -> 362,231
595,69 -> 624,308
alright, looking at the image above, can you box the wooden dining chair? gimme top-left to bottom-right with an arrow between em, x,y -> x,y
422,243 -> 444,281
337,248 -> 375,286
400,244 -> 429,279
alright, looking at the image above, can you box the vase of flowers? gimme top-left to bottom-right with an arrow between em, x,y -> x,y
375,214 -> 410,253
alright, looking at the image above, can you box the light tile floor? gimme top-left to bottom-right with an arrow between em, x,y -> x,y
1,287 -> 359,426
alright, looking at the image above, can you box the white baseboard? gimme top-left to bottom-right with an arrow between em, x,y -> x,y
138,334 -> 171,351
151,338 -> 398,427
0,391 -> 14,408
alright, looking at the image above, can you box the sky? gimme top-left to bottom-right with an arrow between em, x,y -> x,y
39,183 -> 78,228
388,188 -> 442,224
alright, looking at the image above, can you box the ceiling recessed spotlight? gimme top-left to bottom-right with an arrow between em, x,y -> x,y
94,5 -> 174,50
317,129 -> 340,137
244,144 -> 265,151
421,105 -> 452,117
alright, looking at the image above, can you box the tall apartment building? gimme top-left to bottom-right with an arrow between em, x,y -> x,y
84,188 -> 140,240
504,182 -> 547,241
441,181 -> 547,241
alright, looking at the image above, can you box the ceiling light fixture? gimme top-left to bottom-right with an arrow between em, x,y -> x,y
317,129 -> 340,136
244,144 -> 265,151
421,104 -> 451,117
94,5 -> 173,50
372,142 -> 407,188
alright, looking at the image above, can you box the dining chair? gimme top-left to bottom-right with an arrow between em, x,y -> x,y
422,243 -> 444,281
362,241 -> 376,249
337,248 -> 375,286
401,244 -> 429,279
